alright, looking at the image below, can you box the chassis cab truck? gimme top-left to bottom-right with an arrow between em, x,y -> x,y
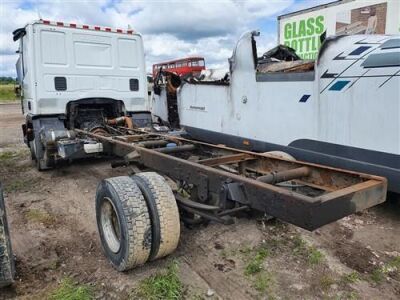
13,20 -> 149,170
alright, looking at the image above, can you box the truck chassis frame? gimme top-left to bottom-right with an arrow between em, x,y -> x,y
75,128 -> 387,231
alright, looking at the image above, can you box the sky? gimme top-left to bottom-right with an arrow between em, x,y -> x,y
0,0 -> 333,77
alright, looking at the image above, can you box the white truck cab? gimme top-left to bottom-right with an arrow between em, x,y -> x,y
14,20 -> 151,169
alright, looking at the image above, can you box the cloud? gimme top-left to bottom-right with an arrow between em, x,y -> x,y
0,0 -> 296,77
0,54 -> 19,77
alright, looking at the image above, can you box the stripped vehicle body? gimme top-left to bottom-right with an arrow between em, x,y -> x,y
152,32 -> 400,193
76,128 -> 387,232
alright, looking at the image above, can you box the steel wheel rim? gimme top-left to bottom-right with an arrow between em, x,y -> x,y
101,197 -> 121,253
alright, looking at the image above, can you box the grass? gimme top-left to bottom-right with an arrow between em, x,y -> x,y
0,149 -> 34,193
292,235 -> 307,254
4,177 -> 40,193
385,256 -> 400,272
241,246 -> 275,296
370,256 -> 400,284
0,151 -> 15,160
292,235 -> 324,266
25,208 -> 56,225
0,149 -> 30,168
49,278 -> 93,300
253,272 -> 273,293
319,275 -> 335,290
244,248 -> 269,275
347,291 -> 360,300
0,84 -> 17,102
308,247 -> 324,265
4,179 -> 29,193
370,268 -> 384,283
341,271 -> 360,284
133,261 -> 183,300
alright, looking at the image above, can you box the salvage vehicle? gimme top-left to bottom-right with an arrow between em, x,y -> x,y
10,21 -> 394,272
152,32 -> 400,194
0,183 -> 14,287
80,30 -> 394,272
76,126 -> 387,271
13,20 -> 151,170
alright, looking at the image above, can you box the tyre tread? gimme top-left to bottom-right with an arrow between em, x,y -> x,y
135,172 -> 180,259
103,176 -> 151,270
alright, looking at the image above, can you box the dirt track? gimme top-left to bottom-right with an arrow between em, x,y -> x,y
0,102 -> 399,299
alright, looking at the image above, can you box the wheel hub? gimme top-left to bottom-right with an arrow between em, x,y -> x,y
100,197 -> 121,253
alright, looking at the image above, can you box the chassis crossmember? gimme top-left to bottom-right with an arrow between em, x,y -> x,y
75,128 -> 387,231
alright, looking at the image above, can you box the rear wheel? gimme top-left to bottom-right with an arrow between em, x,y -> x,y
0,183 -> 15,288
29,141 -> 36,161
96,176 -> 152,271
132,172 -> 180,261
263,151 -> 295,161
32,140 -> 53,171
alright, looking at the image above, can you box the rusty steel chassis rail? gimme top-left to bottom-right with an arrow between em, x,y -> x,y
75,128 -> 387,231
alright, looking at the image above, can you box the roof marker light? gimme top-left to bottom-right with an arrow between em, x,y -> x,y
39,20 -> 135,34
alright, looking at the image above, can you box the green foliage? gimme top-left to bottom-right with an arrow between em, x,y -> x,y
253,272 -> 273,293
0,84 -> 17,102
341,271 -> 360,284
319,275 -> 335,290
370,268 -> 384,283
25,209 -> 56,225
292,235 -> 307,254
244,248 -> 269,275
291,235 -> 324,265
133,261 -> 183,300
346,291 -> 360,300
370,256 -> 400,284
387,256 -> 400,269
0,151 -> 14,161
49,278 -> 93,300
0,149 -> 29,166
0,77 -> 16,84
308,247 -> 324,265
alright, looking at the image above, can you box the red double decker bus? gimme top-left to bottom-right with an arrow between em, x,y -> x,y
152,57 -> 205,78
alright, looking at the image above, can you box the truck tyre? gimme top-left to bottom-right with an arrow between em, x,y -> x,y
0,183 -> 15,288
96,176 -> 152,271
32,140 -> 46,171
29,141 -> 36,161
33,143 -> 54,171
132,172 -> 180,261
263,151 -> 295,161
